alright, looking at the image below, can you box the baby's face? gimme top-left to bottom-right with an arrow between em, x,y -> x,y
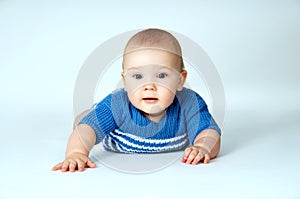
122,49 -> 186,118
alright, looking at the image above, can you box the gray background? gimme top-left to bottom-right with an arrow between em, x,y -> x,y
0,1 -> 299,199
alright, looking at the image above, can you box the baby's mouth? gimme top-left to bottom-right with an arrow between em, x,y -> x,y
142,97 -> 158,103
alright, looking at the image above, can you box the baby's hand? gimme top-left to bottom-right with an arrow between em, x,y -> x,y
52,152 -> 96,172
181,146 -> 210,165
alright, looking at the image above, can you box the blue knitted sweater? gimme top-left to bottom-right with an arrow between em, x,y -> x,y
78,87 -> 221,153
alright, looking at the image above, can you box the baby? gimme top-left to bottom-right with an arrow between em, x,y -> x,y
52,28 -> 221,172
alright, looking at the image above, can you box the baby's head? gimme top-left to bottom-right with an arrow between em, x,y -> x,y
121,28 -> 187,121
122,28 -> 184,71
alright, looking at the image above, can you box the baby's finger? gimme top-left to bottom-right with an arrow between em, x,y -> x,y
52,162 -> 63,171
76,159 -> 86,172
192,152 -> 204,165
86,159 -> 96,168
203,154 -> 210,164
61,160 -> 71,172
186,149 -> 198,164
68,160 -> 77,172
181,148 -> 192,162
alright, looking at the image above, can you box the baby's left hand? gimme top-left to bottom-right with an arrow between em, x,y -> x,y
181,146 -> 210,165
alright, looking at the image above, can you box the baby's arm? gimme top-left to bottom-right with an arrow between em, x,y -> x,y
181,129 -> 220,165
52,110 -> 97,172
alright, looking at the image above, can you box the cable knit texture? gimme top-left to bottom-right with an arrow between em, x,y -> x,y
78,87 -> 221,153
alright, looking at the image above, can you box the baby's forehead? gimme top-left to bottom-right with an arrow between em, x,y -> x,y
123,48 -> 182,70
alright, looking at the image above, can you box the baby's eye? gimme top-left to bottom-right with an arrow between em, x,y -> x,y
157,73 -> 168,79
132,73 -> 143,79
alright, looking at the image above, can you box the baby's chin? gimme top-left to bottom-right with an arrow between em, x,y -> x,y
140,105 -> 166,116
142,111 -> 166,122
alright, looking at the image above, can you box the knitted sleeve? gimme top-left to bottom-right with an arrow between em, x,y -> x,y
183,90 -> 221,145
78,94 -> 117,144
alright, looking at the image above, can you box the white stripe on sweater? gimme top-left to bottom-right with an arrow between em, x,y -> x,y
116,138 -> 188,153
115,140 -> 124,152
113,129 -> 187,144
109,131 -> 188,151
104,136 -> 116,152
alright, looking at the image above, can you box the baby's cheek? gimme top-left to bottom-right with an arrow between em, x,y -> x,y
128,91 -> 143,108
126,84 -> 142,98
160,89 -> 176,104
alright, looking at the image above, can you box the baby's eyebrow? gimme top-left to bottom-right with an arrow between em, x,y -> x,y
126,66 -> 176,70
125,66 -> 139,70
156,66 -> 175,71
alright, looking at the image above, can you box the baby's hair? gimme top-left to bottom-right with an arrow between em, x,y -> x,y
123,28 -> 184,70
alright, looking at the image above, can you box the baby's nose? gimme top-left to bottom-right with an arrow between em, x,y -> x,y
144,83 -> 156,91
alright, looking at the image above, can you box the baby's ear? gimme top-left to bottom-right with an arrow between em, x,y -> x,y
177,70 -> 187,91
121,72 -> 127,91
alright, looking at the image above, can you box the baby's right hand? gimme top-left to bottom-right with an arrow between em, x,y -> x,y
52,152 -> 96,172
